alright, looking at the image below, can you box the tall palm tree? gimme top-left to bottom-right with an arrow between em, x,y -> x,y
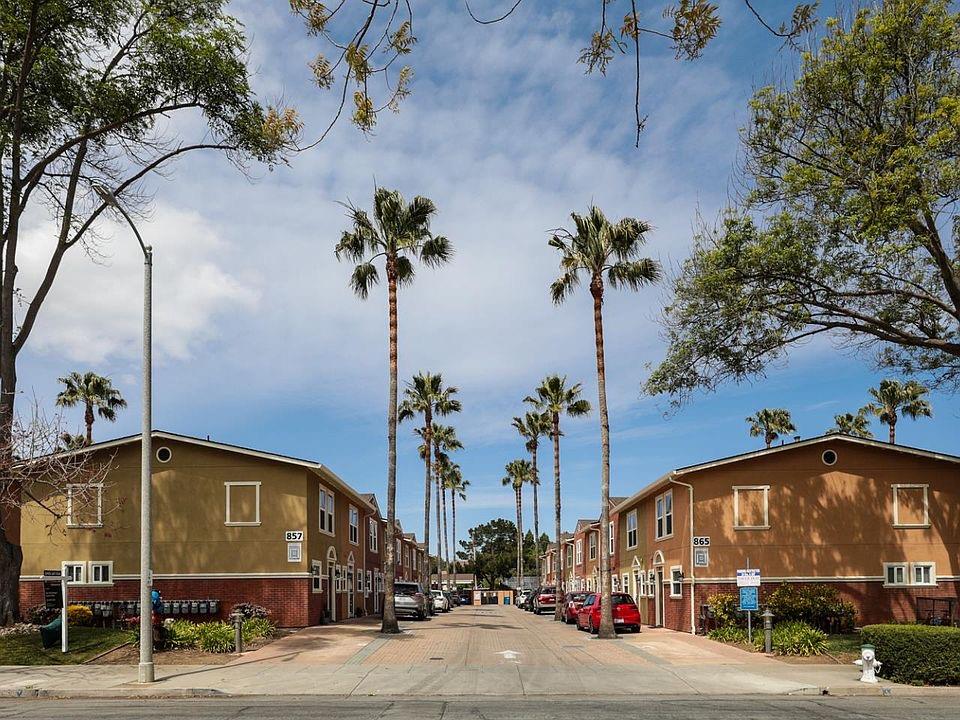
55,371 -> 127,445
525,375 -> 590,621
335,187 -> 452,633
399,372 -> 461,588
512,411 -> 551,582
864,379 -> 933,444
445,466 -> 469,580
548,205 -> 660,640
429,423 -> 462,590
746,408 -> 796,448
827,411 -> 873,438
502,459 -> 533,591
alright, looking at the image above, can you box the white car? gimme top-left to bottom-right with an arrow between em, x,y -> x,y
431,590 -> 450,612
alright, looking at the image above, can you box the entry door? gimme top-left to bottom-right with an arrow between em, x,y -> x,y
328,567 -> 336,622
654,568 -> 665,627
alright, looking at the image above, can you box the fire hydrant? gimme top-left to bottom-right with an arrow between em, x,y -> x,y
854,644 -> 882,683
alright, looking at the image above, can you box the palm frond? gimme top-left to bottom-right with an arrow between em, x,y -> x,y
419,235 -> 453,268
607,258 -> 662,290
550,271 -> 581,306
349,262 -> 380,299
395,255 -> 416,287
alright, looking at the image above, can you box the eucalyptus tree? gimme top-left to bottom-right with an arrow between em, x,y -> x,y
427,424 -> 463,590
336,188 -> 452,633
548,206 -> 660,639
828,412 -> 873,439
501,459 -> 533,591
55,372 -> 127,446
746,408 -> 796,448
512,411 -> 551,582
525,375 -> 590,621
399,372 -> 461,587
864,380 -> 933,444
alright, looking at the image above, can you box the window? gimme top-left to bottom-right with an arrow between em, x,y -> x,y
622,573 -> 629,595
156,446 -> 172,463
365,570 -> 372,596
913,562 -> 936,586
66,483 -> 103,528
355,570 -> 363,592
566,544 -> 573,568
62,562 -> 85,584
225,482 -> 260,526
396,539 -> 402,565
368,518 -> 379,552
319,486 -> 335,534
733,486 -> 770,530
348,506 -> 359,545
311,560 -> 322,593
575,540 -> 583,565
626,511 -> 638,548
608,522 -> 615,554
655,490 -> 673,539
89,561 -> 112,585
670,567 -> 683,598
588,533 -> 597,561
884,563 -> 907,586
892,484 -> 930,528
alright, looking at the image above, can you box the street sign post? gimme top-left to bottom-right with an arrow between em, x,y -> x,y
736,568 -> 761,643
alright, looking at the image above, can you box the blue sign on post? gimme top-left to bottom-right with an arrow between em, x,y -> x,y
739,586 -> 759,611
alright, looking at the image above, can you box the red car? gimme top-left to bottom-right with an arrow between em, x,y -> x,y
576,592 -> 641,633
563,592 -> 588,624
533,586 -> 557,615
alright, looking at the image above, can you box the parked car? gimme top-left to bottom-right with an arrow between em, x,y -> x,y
526,587 -> 541,612
431,590 -> 451,612
576,592 -> 641,633
458,590 -> 473,606
516,589 -> 531,609
394,582 -> 428,620
533,586 -> 557,615
444,591 -> 458,608
562,592 -> 589,624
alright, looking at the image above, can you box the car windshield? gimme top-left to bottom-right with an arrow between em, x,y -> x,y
611,594 -> 635,606
568,593 -> 587,601
541,587 -> 556,594
395,584 -> 420,596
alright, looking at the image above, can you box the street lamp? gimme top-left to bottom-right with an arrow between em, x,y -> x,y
94,184 -> 154,684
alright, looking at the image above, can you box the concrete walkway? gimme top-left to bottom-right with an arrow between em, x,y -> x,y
0,606 -> 951,699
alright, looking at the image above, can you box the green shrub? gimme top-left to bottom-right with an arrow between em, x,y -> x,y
755,621 -> 827,656
764,583 -> 856,632
166,619 -> 200,649
707,593 -> 741,628
67,604 -> 93,627
861,624 -> 960,685
195,621 -> 235,653
241,617 -> 275,642
708,626 -> 748,644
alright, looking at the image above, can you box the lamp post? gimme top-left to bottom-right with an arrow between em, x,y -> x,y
94,184 -> 153,684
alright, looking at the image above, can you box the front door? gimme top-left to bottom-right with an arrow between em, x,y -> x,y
654,568 -> 665,627
328,567 -> 336,622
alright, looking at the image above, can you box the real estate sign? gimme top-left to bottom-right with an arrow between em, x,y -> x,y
736,568 -> 761,587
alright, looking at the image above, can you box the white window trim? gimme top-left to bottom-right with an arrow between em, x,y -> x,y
655,490 -> 674,540
883,562 -> 908,587
575,539 -> 583,565
368,518 -> 379,552
733,485 -> 770,530
318,484 -> 335,536
892,484 -> 930,528
669,565 -> 684,598
348,505 -> 360,545
588,533 -> 597,561
311,560 -> 323,594
224,482 -> 261,526
912,562 -> 937,586
626,510 -> 638,549
608,521 -> 615,555
62,561 -> 86,585
66,483 -> 103,528
88,560 -> 114,586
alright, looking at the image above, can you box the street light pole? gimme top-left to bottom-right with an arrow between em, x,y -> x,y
94,185 -> 154,684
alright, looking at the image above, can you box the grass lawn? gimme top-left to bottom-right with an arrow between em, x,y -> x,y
0,626 -> 134,666
824,633 -> 863,659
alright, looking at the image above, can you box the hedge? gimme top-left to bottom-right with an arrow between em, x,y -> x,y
861,624 -> 960,685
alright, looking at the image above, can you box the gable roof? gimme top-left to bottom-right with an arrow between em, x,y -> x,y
54,430 -> 379,513
612,433 -> 960,515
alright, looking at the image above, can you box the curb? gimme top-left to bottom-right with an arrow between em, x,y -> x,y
1,686 -> 227,699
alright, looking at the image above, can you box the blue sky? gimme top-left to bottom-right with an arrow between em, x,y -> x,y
18,1 -> 960,556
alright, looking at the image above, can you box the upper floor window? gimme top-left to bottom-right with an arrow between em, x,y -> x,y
575,539 -> 583,565
368,518 -> 379,552
225,482 -> 261,526
396,539 -> 402,564
733,486 -> 770,530
348,506 -> 359,545
319,486 -> 335,534
655,490 -> 673,539
892,484 -> 930,528
608,521 -> 615,554
588,533 -> 598,561
67,483 -> 103,528
626,511 -> 638,548
566,544 -> 573,567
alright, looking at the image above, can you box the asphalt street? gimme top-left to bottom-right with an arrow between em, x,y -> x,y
0,697 -> 957,719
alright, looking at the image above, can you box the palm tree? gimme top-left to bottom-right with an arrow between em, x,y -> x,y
55,371 -> 127,445
399,372 -> 461,588
429,423 -> 462,590
444,466 -> 469,581
864,379 -> 933,444
502,459 -> 533,591
746,408 -> 796,448
512,411 -> 550,583
827,411 -> 873,439
525,375 -> 590,622
548,205 -> 660,640
335,187 -> 453,633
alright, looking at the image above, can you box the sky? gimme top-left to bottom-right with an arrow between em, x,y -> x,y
16,1 -> 960,558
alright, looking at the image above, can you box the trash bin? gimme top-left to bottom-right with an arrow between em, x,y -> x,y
40,616 -> 62,650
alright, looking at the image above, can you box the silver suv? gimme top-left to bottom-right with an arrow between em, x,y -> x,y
393,581 -> 427,620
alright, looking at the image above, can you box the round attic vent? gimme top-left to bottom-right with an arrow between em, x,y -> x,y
156,446 -> 172,463
822,449 -> 838,466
